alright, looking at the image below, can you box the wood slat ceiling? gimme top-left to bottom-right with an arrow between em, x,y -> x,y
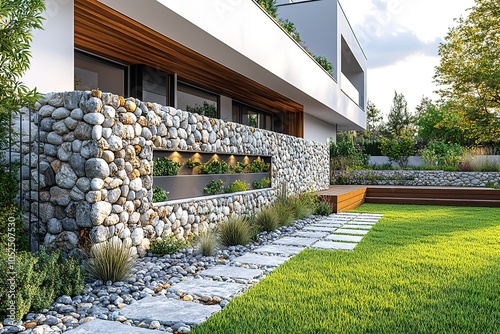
74,0 -> 303,115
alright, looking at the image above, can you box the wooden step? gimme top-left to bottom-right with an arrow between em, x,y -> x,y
365,196 -> 500,207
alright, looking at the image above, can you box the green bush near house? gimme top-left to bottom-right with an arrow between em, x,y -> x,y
0,247 -> 83,320
247,158 -> 270,173
253,207 -> 281,232
199,160 -> 230,175
152,187 -> 168,202
230,162 -> 248,174
273,202 -> 296,227
153,157 -> 182,176
218,216 -> 256,247
421,140 -> 464,169
150,234 -> 190,257
225,180 -> 249,193
194,229 -> 220,257
380,132 -> 416,168
253,177 -> 271,189
204,180 -> 225,195
83,239 -> 135,283
313,201 -> 333,216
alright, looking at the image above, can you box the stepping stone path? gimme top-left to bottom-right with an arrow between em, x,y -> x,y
65,213 -> 382,334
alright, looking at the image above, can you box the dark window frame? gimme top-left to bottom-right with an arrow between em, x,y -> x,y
232,101 -> 276,131
176,81 -> 220,119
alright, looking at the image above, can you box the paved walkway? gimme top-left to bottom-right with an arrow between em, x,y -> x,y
65,213 -> 382,333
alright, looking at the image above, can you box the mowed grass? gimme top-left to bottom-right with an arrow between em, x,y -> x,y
192,204 -> 500,334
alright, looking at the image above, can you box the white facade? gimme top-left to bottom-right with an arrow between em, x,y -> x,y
24,0 -> 367,143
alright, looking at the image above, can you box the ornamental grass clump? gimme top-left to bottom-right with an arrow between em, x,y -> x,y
274,201 -> 296,226
253,206 -> 281,232
194,229 -> 220,257
218,216 -> 255,246
83,239 -> 135,283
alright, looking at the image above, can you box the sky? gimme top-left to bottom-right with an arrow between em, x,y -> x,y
338,0 -> 475,119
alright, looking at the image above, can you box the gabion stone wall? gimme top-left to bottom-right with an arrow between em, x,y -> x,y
29,91 -> 329,256
332,170 -> 500,187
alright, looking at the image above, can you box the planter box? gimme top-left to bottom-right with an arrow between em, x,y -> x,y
153,173 -> 270,200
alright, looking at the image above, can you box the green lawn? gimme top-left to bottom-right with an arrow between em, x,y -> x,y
192,204 -> 500,334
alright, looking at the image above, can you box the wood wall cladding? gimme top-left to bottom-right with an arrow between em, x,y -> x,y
74,0 -> 304,136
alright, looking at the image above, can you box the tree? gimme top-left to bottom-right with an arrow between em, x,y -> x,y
380,130 -> 416,168
364,100 -> 383,140
0,0 -> 45,149
434,0 -> 500,144
385,91 -> 413,137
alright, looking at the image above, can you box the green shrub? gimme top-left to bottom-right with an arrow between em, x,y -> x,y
204,179 -> 225,195
153,157 -> 182,176
230,162 -> 248,174
380,133 -> 416,168
199,160 -> 230,174
274,201 -> 296,226
150,234 -> 189,256
0,247 -> 83,320
0,166 -> 18,206
253,177 -> 271,189
314,202 -> 333,216
152,187 -> 168,202
253,207 -> 281,232
421,141 -> 464,169
288,196 -> 313,219
194,229 -> 219,257
0,204 -> 29,251
83,239 -> 135,282
247,158 -> 270,173
225,180 -> 249,193
186,159 -> 201,169
313,55 -> 334,75
330,133 -> 369,171
218,216 -> 255,247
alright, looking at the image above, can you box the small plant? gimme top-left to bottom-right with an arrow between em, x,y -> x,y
421,141 -> 464,169
314,201 -> 333,216
150,234 -> 189,256
288,195 -> 313,219
253,207 -> 281,232
194,229 -> 219,256
204,179 -> 225,195
380,132 -> 416,168
186,159 -> 201,169
225,180 -> 249,193
230,162 -> 248,174
152,187 -> 168,202
313,55 -> 334,75
218,216 -> 255,246
253,177 -> 271,189
274,201 -> 296,226
83,239 -> 134,283
153,157 -> 182,176
247,158 -> 270,173
199,160 -> 230,174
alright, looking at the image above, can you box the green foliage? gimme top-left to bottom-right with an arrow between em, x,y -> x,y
288,195 -> 314,220
0,166 -> 18,206
230,162 -> 248,174
273,201 -> 296,226
0,247 -> 83,320
186,101 -> 218,119
199,160 -> 230,175
0,204 -> 29,251
83,239 -> 135,282
313,202 -> 333,216
0,0 -> 45,148
256,0 -> 278,18
330,133 -> 368,171
186,159 -> 201,169
435,0 -> 500,145
363,100 -> 383,141
485,182 -> 500,189
253,177 -> 271,189
385,91 -> 413,137
313,55 -> 334,75
225,180 -> 249,193
278,18 -> 301,43
204,179 -> 225,195
218,216 -> 255,247
380,132 -> 416,168
150,234 -> 189,257
253,207 -> 281,232
420,141 -> 465,168
192,205 -> 500,334
152,187 -> 168,202
194,229 -> 219,257
247,158 -> 270,173
153,157 -> 182,176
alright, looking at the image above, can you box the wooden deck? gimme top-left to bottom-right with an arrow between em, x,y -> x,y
317,185 -> 500,213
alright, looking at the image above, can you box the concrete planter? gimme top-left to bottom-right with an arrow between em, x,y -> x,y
154,172 -> 270,200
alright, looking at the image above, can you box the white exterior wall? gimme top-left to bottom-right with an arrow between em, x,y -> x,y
303,113 -> 336,143
23,0 -> 74,93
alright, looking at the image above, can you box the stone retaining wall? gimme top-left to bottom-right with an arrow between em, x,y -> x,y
332,170 -> 500,187
26,91 -> 329,256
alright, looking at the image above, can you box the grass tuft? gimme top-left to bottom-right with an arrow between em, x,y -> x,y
83,238 -> 135,282
194,229 -> 220,256
218,216 -> 255,246
253,206 -> 281,232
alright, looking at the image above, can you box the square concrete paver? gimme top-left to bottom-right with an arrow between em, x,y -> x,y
342,224 -> 373,230
334,228 -> 369,235
325,234 -> 363,242
170,279 -> 246,299
234,253 -> 289,267
64,319 -> 164,334
350,220 -> 377,225
120,296 -> 221,326
253,244 -> 305,256
273,236 -> 317,247
303,225 -> 338,232
294,231 -> 329,239
313,222 -> 343,228
312,241 -> 357,250
199,265 -> 263,280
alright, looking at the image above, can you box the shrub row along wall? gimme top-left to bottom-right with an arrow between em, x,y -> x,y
25,91 -> 329,257
332,170 -> 500,187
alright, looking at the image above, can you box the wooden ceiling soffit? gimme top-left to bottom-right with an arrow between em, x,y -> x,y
74,0 -> 303,114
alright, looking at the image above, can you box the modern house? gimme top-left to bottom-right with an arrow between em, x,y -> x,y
24,0 -> 367,143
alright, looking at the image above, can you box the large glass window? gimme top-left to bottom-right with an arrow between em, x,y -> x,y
232,102 -> 274,131
74,51 -> 127,96
177,83 -> 219,118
